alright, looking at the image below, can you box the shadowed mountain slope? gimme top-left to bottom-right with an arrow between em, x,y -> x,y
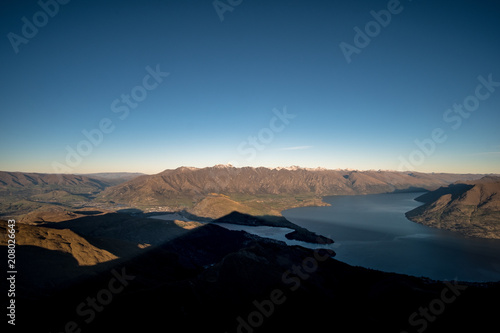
14,222 -> 500,333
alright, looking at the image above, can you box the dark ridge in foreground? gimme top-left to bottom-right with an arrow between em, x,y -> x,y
10,222 -> 500,333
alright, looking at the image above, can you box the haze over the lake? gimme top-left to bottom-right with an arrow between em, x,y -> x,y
1,0 -> 499,174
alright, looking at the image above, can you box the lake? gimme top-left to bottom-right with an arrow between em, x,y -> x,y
282,192 -> 500,282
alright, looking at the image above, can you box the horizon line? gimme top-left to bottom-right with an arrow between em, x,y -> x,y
1,164 -> 498,176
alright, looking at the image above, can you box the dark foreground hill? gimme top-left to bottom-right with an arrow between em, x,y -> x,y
9,221 -> 500,333
406,176 -> 500,239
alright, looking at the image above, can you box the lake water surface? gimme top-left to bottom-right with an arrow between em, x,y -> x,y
282,192 -> 500,282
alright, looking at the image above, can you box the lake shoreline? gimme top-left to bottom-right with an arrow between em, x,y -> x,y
282,192 -> 500,282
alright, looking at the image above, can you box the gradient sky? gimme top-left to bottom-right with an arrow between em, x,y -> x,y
1,0 -> 499,174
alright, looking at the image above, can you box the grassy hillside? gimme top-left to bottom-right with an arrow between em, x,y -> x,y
96,166 -> 486,216
0,171 -> 111,218
406,176 -> 500,239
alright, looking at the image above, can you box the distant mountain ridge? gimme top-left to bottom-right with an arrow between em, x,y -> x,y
0,171 -> 108,189
0,167 -> 492,220
98,166 -> 487,210
0,171 -> 111,218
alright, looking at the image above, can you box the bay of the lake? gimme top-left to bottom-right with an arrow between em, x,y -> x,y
282,192 -> 500,282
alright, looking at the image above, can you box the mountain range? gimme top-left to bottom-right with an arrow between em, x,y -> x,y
100,165 -> 484,199
96,166 -> 487,217
0,171 -> 140,219
0,167 -> 490,221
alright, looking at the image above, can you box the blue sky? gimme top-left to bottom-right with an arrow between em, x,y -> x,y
1,0 -> 499,174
